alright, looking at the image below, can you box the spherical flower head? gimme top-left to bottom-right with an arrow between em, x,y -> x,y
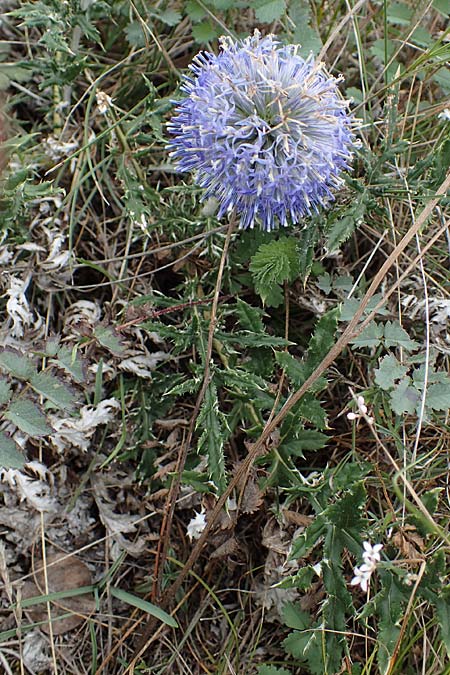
167,31 -> 356,232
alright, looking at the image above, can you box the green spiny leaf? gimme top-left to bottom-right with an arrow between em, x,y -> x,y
283,624 -> 326,675
297,395 -> 327,429
324,481 -> 366,535
305,308 -> 339,373
196,381 -> 227,493
296,221 -> 321,279
283,603 -> 311,630
257,666 -> 291,675
286,429 -> 328,452
234,298 -> 265,332
216,331 -> 289,348
325,194 -> 367,253
275,351 -> 308,388
376,571 -> 407,674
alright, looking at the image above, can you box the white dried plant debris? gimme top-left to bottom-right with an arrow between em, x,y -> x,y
89,361 -> 116,378
29,196 -> 64,230
254,518 -> 300,618
63,496 -> 95,537
429,299 -> 450,327
43,135 -> 79,163
93,481 -> 145,555
118,351 -> 169,378
96,90 -> 114,115
37,196 -> 63,214
47,495 -> 95,548
64,300 -> 101,333
3,274 -> 34,337
0,540 -> 13,602
22,630 -> 51,672
16,242 -> 46,253
41,227 -> 72,271
10,429 -> 27,450
0,508 -> 42,556
0,465 -> 58,513
255,560 -> 299,617
402,294 -> 450,349
50,398 -> 120,453
25,461 -> 54,485
128,325 -> 164,346
0,246 -> 12,264
402,293 -> 450,326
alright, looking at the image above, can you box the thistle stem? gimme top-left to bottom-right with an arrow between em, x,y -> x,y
150,219 -> 235,605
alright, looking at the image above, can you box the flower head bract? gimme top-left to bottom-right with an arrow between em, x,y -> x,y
168,31 -> 356,231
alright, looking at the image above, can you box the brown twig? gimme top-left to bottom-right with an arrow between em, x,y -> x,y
116,295 -> 232,331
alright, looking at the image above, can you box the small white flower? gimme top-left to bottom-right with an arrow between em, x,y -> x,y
362,541 -> 383,566
356,396 -> 368,414
438,108 -> 450,121
350,541 -> 383,593
186,509 -> 207,541
350,564 -> 372,593
346,394 -> 373,424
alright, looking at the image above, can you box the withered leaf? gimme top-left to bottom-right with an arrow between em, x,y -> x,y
23,552 -> 95,635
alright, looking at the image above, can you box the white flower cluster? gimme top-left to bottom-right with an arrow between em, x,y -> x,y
350,541 -> 383,593
347,395 -> 373,424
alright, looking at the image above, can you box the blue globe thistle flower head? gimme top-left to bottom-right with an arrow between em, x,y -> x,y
167,31 -> 356,232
